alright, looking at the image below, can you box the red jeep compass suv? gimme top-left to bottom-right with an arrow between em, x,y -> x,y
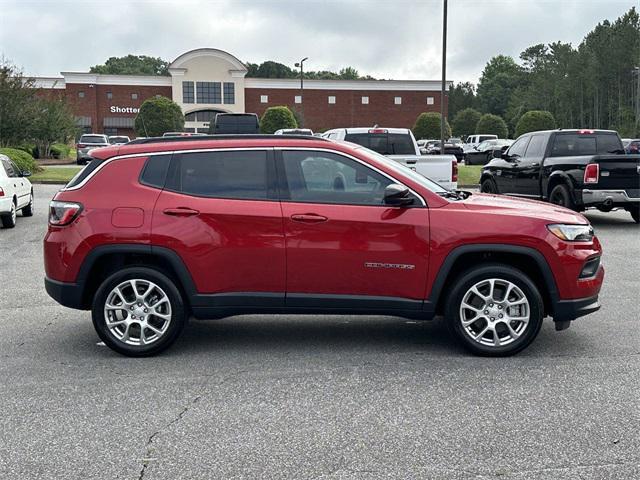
44,135 -> 604,357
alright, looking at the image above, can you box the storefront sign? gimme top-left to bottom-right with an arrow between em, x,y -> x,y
110,106 -> 140,114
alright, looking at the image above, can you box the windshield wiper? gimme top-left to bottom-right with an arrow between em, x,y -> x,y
437,189 -> 472,200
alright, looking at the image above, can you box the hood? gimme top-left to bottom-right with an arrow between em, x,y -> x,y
460,193 -> 588,224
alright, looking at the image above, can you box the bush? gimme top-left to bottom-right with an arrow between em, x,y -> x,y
0,147 -> 40,173
412,112 -> 451,140
515,110 -> 556,138
134,96 -> 184,137
452,108 -> 482,139
260,106 -> 297,133
476,114 -> 509,138
50,143 -> 71,159
17,143 -> 38,158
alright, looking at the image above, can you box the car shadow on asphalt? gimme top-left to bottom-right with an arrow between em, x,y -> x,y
583,211 -> 638,229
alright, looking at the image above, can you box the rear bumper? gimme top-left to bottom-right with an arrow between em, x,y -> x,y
45,277 -> 85,310
553,295 -> 600,322
582,189 -> 640,206
0,196 -> 12,214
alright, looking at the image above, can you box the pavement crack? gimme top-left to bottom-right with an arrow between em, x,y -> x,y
137,394 -> 202,480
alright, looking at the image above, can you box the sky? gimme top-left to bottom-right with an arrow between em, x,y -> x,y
0,0 -> 635,84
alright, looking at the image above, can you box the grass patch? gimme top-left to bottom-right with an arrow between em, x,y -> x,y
458,165 -> 482,186
30,166 -> 82,183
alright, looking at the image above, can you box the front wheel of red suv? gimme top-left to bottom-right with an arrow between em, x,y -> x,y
91,267 -> 187,357
445,264 -> 544,357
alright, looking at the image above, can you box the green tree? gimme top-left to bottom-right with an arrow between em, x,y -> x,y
338,67 -> 359,80
29,97 -> 78,158
476,114 -> 509,138
134,96 -> 184,137
0,61 -> 37,147
252,61 -> 297,78
448,82 -> 478,118
515,110 -> 556,137
90,55 -> 169,76
412,112 -> 451,140
260,106 -> 297,133
476,55 -> 523,117
452,108 -> 482,139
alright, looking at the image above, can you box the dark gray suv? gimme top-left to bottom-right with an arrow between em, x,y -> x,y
76,134 -> 109,165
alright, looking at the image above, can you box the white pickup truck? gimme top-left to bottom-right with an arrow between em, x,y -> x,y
323,127 -> 458,190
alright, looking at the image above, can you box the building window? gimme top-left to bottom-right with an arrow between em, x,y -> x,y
260,95 -> 268,103
394,96 -> 402,105
182,81 -> 194,104
106,91 -> 113,100
294,95 -> 302,104
104,127 -> 118,136
223,82 -> 235,104
361,96 -> 369,104
196,81 -> 221,104
78,91 -> 85,99
427,96 -> 435,105
328,96 -> 336,104
131,93 -> 138,100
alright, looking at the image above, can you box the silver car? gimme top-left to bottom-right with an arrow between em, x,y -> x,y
76,134 -> 109,165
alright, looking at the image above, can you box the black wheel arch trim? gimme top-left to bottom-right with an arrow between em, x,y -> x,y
426,244 -> 560,313
545,171 -> 581,204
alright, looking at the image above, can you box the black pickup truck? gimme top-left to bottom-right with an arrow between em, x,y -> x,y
480,129 -> 640,223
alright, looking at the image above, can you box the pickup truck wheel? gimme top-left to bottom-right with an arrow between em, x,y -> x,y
549,184 -> 576,210
92,267 -> 186,357
1,200 -> 17,229
445,264 -> 544,356
480,178 -> 498,194
630,207 -> 640,224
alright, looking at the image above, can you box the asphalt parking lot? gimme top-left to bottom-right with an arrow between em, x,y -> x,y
1,184 -> 639,480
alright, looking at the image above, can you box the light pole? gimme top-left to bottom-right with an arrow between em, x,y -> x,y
295,57 -> 308,127
440,0 -> 448,149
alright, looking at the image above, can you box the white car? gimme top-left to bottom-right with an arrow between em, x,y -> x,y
0,154 -> 34,228
274,128 -> 314,136
462,134 -> 498,153
108,135 -> 131,145
322,127 -> 458,190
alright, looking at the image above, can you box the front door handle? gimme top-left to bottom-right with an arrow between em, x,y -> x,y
163,207 -> 200,217
290,213 -> 328,223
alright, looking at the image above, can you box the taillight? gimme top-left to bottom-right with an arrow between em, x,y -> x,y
452,160 -> 458,182
0,187 -> 4,197
578,129 -> 594,134
49,201 -> 83,226
584,164 -> 599,184
76,143 -> 85,148
368,129 -> 388,134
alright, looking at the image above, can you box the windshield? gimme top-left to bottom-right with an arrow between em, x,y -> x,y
354,146 -> 448,194
344,133 -> 416,155
80,135 -> 107,144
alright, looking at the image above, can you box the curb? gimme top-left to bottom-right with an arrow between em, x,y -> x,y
32,181 -> 67,185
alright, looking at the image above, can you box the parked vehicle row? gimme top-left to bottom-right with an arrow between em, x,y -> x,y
44,134 -> 603,358
465,139 -> 514,165
480,129 -> 640,223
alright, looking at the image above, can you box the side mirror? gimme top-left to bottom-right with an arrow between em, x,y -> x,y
21,170 -> 32,177
384,184 -> 414,207
492,149 -> 502,159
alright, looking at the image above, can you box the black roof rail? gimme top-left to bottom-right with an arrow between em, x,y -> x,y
127,134 -> 330,145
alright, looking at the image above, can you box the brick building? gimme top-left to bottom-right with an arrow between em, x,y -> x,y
33,48 -> 450,138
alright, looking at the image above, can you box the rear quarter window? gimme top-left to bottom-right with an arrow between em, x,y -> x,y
139,155 -> 172,188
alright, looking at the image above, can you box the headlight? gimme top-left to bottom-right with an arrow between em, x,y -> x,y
547,224 -> 594,242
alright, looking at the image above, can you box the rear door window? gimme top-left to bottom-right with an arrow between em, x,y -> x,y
167,150 -> 273,200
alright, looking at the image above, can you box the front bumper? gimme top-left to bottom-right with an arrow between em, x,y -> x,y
553,295 -> 600,322
582,189 -> 640,206
45,277 -> 85,310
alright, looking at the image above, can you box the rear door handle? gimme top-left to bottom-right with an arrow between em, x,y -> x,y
163,207 -> 200,217
290,213 -> 328,223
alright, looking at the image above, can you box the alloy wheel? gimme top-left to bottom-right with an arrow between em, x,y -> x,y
459,278 -> 530,347
103,279 -> 172,346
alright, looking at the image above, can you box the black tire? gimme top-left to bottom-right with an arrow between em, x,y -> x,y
465,155 -> 473,166
1,200 -> 17,228
630,207 -> 640,224
549,183 -> 576,211
480,177 -> 499,194
444,264 -> 544,357
92,267 -> 187,357
21,192 -> 34,217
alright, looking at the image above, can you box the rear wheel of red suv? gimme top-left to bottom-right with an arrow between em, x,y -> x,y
445,264 -> 544,356
91,267 -> 186,357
